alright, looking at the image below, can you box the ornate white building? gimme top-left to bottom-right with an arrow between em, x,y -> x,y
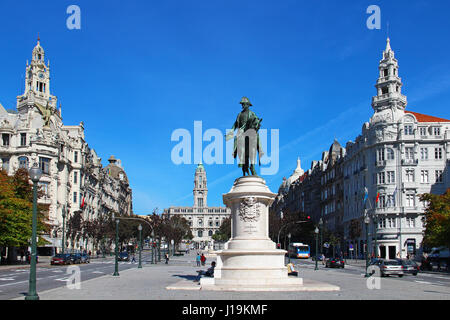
342,38 -> 450,259
164,163 -> 231,249
272,39 -> 450,260
0,39 -> 133,255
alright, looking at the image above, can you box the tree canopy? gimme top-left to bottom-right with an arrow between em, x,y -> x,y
420,188 -> 450,249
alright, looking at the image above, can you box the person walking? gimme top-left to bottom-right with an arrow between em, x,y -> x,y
321,253 -> 326,266
131,253 -> 136,263
196,253 -> 201,267
200,253 -> 206,266
165,253 -> 169,264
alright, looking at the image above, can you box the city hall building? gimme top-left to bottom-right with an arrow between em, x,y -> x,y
164,163 -> 230,249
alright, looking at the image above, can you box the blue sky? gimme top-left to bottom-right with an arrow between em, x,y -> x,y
1,1 -> 450,214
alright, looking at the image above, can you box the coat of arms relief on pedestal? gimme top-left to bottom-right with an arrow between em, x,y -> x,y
238,197 -> 261,222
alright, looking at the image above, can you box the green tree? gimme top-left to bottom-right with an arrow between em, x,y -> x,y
212,217 -> 231,242
0,169 -> 50,262
420,189 -> 450,249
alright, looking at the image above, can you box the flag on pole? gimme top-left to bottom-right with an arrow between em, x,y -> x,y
375,192 -> 380,204
363,187 -> 369,204
81,195 -> 85,209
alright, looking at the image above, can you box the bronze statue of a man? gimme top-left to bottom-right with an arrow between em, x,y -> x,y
226,97 -> 264,176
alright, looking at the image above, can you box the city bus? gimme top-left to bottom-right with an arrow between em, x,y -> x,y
288,243 -> 310,259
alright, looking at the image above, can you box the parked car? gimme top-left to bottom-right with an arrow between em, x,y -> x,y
118,252 -> 129,261
325,257 -> 345,268
69,253 -> 82,264
370,259 -> 404,277
51,253 -> 71,265
80,253 -> 90,263
396,259 -> 419,276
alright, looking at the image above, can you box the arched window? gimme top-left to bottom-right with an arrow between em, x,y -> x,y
198,230 -> 203,237
18,156 -> 29,169
208,230 -> 213,237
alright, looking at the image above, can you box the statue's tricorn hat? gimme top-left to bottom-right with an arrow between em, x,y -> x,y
240,97 -> 252,106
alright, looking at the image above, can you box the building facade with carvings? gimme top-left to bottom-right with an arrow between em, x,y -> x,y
271,39 -> 450,259
163,163 -> 231,249
0,40 -> 133,256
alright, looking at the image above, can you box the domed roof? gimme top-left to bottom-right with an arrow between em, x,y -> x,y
104,155 -> 128,183
287,158 -> 304,186
196,162 -> 205,172
278,177 -> 289,195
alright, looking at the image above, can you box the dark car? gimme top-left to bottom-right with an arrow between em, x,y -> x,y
118,252 -> 129,261
69,253 -> 82,264
396,259 -> 419,276
325,257 -> 345,268
51,253 -> 71,265
80,253 -> 90,264
370,259 -> 404,277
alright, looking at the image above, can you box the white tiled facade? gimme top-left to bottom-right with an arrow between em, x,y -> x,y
164,164 -> 230,249
0,40 -> 132,254
272,39 -> 450,260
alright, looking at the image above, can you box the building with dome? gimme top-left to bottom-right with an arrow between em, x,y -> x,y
0,39 -> 133,257
272,39 -> 450,260
163,163 -> 231,249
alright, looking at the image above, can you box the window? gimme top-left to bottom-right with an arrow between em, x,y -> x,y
421,170 -> 429,183
208,230 -> 213,237
39,182 -> 50,198
405,147 -> 414,160
420,148 -> 428,160
406,217 -> 415,228
198,230 -> 203,237
208,220 -> 213,227
387,148 -> 395,160
198,219 -> 203,227
435,170 -> 443,183
406,193 -> 415,207
433,127 -> 441,136
378,195 -> 386,208
74,171 -> 78,184
435,148 -> 443,160
387,195 -> 395,207
378,218 -> 386,229
20,133 -> 27,146
405,169 -> 415,182
1,157 -> 9,171
387,218 -> 396,228
74,151 -> 78,163
377,149 -> 385,162
387,171 -> 395,183
382,87 -> 388,94
404,125 -> 414,135
18,156 -> 29,169
215,221 -> 219,227
73,192 -> 77,203
198,198 -> 203,207
419,127 -> 427,136
377,172 -> 385,184
2,134 -> 9,146
39,157 -> 50,174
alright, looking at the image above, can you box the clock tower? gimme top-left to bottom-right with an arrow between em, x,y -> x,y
16,38 -> 60,124
193,162 -> 207,208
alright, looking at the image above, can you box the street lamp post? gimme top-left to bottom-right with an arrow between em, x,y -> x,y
25,163 -> 42,301
138,224 -> 142,269
314,227 -> 319,271
288,233 -> 291,264
157,237 -> 161,262
171,239 -> 175,256
373,213 -> 378,258
113,219 -> 120,276
61,205 -> 66,254
151,231 -> 155,264
319,218 -> 323,254
364,214 -> 370,277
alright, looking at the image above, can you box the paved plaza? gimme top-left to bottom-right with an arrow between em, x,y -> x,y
7,252 -> 449,300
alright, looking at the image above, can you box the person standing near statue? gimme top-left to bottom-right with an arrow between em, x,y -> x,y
226,97 -> 264,176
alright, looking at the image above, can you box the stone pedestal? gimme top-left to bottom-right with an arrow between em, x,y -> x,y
200,176 -> 304,290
